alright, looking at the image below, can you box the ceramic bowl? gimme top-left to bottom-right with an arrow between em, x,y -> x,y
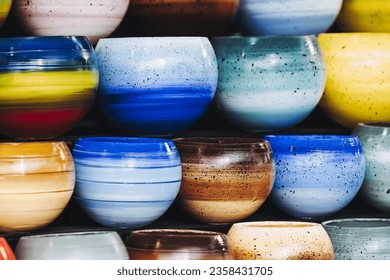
336,0 -> 390,32
72,137 -> 181,228
235,0 -> 342,35
0,36 -> 99,139
263,135 -> 365,219
351,122 -> 390,213
121,0 -> 240,36
0,0 -> 12,29
0,141 -> 75,233
211,35 -> 326,132
95,37 -> 218,136
14,231 -> 129,260
125,229 -> 232,260
173,137 -> 274,224
0,237 -> 15,260
227,221 -> 334,260
322,218 -> 390,260
11,0 -> 130,45
317,33 -> 390,128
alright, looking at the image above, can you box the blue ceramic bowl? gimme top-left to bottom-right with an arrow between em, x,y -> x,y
211,35 -> 326,132
72,137 -> 182,228
95,37 -> 218,136
263,135 -> 366,219
236,0 -> 343,35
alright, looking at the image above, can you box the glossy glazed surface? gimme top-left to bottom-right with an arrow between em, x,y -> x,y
0,237 -> 15,260
0,0 -> 12,28
211,36 -> 325,132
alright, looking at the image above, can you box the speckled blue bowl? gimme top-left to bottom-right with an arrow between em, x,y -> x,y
72,137 -> 182,228
95,37 -> 218,136
235,0 -> 343,35
264,135 -> 366,219
211,35 -> 326,132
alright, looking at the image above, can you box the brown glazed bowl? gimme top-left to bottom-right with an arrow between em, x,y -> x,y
120,0 -> 240,36
173,137 -> 275,224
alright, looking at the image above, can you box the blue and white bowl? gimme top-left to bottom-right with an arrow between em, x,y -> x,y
72,137 -> 182,228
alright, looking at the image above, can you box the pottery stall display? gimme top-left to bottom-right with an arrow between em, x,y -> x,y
351,122 -> 390,213
125,229 -> 232,260
211,35 -> 326,132
322,218 -> 390,260
11,0 -> 130,45
0,141 -> 75,233
227,221 -> 334,260
0,0 -> 12,29
173,137 -> 274,224
14,231 -> 129,260
0,237 -> 15,260
72,137 -> 181,229
235,0 -> 343,35
95,37 -> 218,136
0,36 -> 99,139
317,32 -> 390,128
263,135 -> 365,220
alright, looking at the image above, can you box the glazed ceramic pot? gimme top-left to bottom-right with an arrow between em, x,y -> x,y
173,137 -> 274,224
227,221 -> 334,260
125,229 -> 232,260
14,231 -> 129,260
263,135 -> 365,219
0,0 -> 12,28
95,37 -> 218,136
351,123 -> 390,213
72,137 -> 181,228
318,33 -> 390,128
322,218 -> 390,260
211,35 -> 325,132
0,36 -> 99,139
337,0 -> 390,32
235,0 -> 342,35
11,0 -> 130,45
0,141 -> 75,233
0,237 -> 15,260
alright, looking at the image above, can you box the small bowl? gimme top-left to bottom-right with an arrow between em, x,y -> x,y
210,35 -> 326,132
173,137 -> 275,224
0,237 -> 15,260
125,229 -> 232,260
11,0 -> 130,45
14,231 -> 129,260
235,0 -> 343,35
227,221 -> 334,260
264,135 -> 365,219
0,36 -> 99,139
95,37 -> 218,136
0,141 -> 75,233
0,0 -> 12,28
72,137 -> 181,228
317,33 -> 390,128
322,218 -> 390,260
336,0 -> 390,32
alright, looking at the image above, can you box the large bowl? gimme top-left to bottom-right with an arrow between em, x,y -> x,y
211,35 -> 326,132
11,0 -> 130,45
317,33 -> 390,128
0,141 -> 75,233
0,36 -> 99,139
0,237 -> 15,260
72,137 -> 181,228
95,37 -> 218,136
235,0 -> 343,35
0,0 -> 12,29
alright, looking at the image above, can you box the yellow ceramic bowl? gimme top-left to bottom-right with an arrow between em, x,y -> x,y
0,0 -> 12,28
318,33 -> 390,128
336,0 -> 390,32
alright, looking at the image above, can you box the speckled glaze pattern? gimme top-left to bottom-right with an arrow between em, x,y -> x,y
337,0 -> 390,32
0,237 -> 15,260
264,135 -> 365,219
227,221 -> 334,260
351,123 -> 390,213
0,0 -> 12,28
173,137 -> 274,224
72,137 -> 181,228
12,0 -> 130,45
318,33 -> 390,128
211,36 -> 326,132
95,37 -> 218,136
322,218 -> 390,260
236,0 -> 342,35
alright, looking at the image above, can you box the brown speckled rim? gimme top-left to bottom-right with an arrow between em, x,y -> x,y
173,137 -> 271,151
230,221 -> 321,228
